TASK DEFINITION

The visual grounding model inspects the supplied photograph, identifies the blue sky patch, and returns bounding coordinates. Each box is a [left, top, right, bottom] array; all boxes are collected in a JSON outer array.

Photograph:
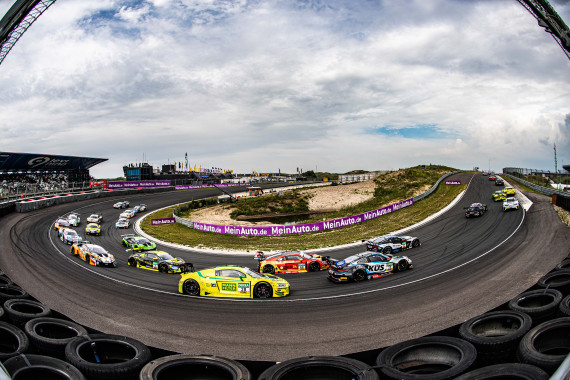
[[368, 125, 456, 139]]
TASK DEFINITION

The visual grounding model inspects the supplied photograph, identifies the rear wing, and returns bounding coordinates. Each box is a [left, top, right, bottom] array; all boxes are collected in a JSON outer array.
[[121, 234, 136, 238], [254, 251, 265, 261], [181, 263, 194, 273]]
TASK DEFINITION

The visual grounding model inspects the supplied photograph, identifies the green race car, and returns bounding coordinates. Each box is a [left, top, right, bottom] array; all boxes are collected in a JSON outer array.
[[121, 234, 157, 251], [128, 250, 187, 273]]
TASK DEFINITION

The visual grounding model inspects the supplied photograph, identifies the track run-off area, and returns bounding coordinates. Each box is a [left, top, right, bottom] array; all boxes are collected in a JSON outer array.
[[1, 172, 569, 361]]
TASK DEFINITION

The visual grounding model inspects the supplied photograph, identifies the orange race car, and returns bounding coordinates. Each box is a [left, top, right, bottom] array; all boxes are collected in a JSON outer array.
[[254, 251, 329, 274], [70, 241, 116, 267]]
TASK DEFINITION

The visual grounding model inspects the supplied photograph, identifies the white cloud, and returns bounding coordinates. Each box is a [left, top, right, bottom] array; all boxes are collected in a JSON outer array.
[[0, 0, 569, 177]]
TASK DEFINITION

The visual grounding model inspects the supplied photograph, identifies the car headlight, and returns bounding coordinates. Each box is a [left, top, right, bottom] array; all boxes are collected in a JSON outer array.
[[277, 283, 288, 288]]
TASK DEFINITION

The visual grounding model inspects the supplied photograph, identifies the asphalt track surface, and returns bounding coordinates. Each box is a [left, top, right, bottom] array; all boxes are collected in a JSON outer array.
[[1, 174, 569, 361]]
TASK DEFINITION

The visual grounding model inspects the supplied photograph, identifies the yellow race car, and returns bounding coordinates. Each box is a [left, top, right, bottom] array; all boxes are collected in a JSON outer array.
[[85, 223, 101, 236], [179, 265, 289, 299], [492, 191, 507, 202], [53, 218, 70, 230], [504, 186, 516, 195]]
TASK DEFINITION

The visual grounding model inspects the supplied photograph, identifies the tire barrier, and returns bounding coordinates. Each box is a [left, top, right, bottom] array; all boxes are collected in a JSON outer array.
[[453, 362, 549, 380], [139, 354, 251, 380], [3, 354, 86, 380], [0, 321, 29, 361], [559, 294, 570, 317], [24, 317, 88, 359], [507, 289, 562, 326], [258, 356, 379, 380], [65, 334, 152, 380], [555, 259, 570, 271], [374, 336, 477, 380], [535, 270, 570, 295], [0, 284, 30, 304], [3, 299, 52, 328], [517, 317, 570, 374], [0, 274, 13, 286], [458, 310, 532, 366]]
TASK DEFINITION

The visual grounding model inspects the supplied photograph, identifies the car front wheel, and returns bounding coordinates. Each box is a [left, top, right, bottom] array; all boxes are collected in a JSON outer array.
[[253, 282, 272, 298]]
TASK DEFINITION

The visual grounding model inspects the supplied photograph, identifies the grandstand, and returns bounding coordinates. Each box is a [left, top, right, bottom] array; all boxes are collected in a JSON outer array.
[[0, 152, 107, 199], [123, 162, 233, 184]]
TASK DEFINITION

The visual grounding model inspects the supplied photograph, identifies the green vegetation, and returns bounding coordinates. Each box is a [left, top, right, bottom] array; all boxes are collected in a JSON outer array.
[[141, 165, 464, 251], [229, 192, 310, 219]]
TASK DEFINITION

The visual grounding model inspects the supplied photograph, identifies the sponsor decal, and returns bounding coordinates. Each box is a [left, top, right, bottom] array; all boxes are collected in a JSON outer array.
[[369, 264, 387, 272], [107, 180, 171, 189], [445, 180, 461, 185], [221, 283, 236, 292], [151, 218, 175, 225], [298, 263, 306, 270], [189, 197, 413, 236], [238, 283, 250, 293]]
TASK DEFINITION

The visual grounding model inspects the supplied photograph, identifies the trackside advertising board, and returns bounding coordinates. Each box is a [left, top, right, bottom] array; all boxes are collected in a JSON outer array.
[[107, 180, 171, 189], [175, 183, 249, 190], [445, 180, 461, 185], [191, 198, 414, 236], [151, 218, 176, 225]]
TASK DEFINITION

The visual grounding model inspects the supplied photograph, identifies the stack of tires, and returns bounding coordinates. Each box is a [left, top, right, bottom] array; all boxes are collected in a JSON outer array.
[[3, 257, 570, 379]]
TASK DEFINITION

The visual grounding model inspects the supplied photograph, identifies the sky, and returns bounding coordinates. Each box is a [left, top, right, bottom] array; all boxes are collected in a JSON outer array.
[[0, 0, 569, 178]]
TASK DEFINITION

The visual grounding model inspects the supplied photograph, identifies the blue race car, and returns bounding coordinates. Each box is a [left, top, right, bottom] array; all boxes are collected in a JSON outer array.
[[327, 251, 413, 283]]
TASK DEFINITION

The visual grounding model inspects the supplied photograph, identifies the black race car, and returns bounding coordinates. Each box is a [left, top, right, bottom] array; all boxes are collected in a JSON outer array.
[[464, 203, 487, 218], [327, 251, 413, 283], [127, 250, 188, 273]]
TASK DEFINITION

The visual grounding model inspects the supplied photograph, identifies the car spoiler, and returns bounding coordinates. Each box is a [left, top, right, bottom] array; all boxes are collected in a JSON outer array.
[[181, 263, 194, 273]]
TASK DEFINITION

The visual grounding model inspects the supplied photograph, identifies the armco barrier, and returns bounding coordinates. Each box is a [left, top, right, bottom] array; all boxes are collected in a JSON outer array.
[[502, 173, 570, 212]]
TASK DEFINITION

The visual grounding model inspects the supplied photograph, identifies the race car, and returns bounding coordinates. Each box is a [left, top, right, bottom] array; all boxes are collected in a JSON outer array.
[[327, 251, 413, 283], [53, 218, 70, 230], [179, 265, 290, 298], [120, 209, 136, 219], [504, 186, 516, 195], [492, 191, 507, 202], [489, 175, 496, 181], [70, 242, 116, 267], [85, 223, 101, 236], [59, 228, 83, 245], [254, 251, 329, 274], [465, 203, 487, 218], [122, 234, 156, 251], [495, 178, 504, 186], [115, 218, 130, 229], [127, 251, 187, 273], [133, 204, 147, 213], [363, 235, 420, 254], [503, 197, 520, 212], [66, 213, 80, 227], [113, 201, 129, 209], [86, 214, 103, 223]]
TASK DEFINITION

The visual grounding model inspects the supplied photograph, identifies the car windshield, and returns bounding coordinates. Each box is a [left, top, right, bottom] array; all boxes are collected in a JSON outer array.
[[68, 215, 77, 220], [266, 251, 299, 260], [300, 252, 313, 259], [137, 238, 150, 244], [344, 254, 366, 264], [90, 246, 107, 254], [88, 224, 97, 228], [157, 252, 174, 260], [242, 267, 263, 278]]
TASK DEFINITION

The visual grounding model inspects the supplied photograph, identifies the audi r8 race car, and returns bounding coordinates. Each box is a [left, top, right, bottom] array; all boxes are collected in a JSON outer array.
[[53, 218, 70, 230], [127, 251, 187, 273], [85, 223, 101, 236], [504, 186, 516, 196], [113, 201, 129, 209], [122, 234, 156, 251], [120, 209, 136, 219], [115, 218, 130, 229], [492, 191, 507, 202], [59, 228, 83, 245], [70, 242, 116, 267], [86, 214, 103, 223], [133, 204, 147, 213], [327, 251, 413, 283], [503, 197, 520, 212], [66, 213, 80, 227], [254, 251, 329, 274], [465, 203, 487, 218], [364, 235, 420, 254], [179, 265, 290, 298]]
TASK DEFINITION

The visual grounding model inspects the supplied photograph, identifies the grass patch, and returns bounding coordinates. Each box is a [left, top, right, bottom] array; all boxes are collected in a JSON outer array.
[[503, 176, 538, 193], [229, 191, 310, 219], [140, 166, 465, 251]]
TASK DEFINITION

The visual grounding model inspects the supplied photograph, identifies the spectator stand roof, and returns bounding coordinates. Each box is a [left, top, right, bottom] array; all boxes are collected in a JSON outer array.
[[0, 152, 107, 173]]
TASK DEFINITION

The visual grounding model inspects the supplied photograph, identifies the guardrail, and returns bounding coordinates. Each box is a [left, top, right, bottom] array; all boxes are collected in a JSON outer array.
[[501, 173, 570, 198]]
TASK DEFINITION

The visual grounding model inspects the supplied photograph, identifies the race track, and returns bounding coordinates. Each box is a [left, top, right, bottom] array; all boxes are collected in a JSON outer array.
[[1, 173, 569, 361]]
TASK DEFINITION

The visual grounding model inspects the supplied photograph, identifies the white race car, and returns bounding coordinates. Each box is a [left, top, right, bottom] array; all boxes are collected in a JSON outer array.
[[113, 201, 130, 209], [66, 213, 80, 227], [116, 218, 130, 229], [86, 214, 103, 223], [503, 197, 520, 212], [59, 228, 83, 245], [120, 209, 136, 219], [364, 235, 421, 254]]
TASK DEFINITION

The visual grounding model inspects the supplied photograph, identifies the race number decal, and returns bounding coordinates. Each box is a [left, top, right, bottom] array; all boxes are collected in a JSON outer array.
[[238, 283, 250, 293], [298, 263, 306, 270]]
